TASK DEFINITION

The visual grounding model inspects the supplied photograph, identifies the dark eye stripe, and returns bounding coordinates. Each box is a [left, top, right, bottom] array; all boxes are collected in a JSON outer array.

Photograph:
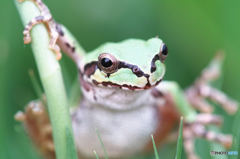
[[84, 61, 98, 78], [83, 60, 150, 78], [118, 61, 149, 78], [150, 54, 161, 73]]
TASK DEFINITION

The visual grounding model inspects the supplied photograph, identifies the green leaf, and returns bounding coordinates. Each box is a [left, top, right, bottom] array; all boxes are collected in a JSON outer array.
[[175, 116, 183, 159]]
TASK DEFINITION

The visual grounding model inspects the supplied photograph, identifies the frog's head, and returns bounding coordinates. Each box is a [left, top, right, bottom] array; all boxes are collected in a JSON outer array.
[[81, 37, 168, 91]]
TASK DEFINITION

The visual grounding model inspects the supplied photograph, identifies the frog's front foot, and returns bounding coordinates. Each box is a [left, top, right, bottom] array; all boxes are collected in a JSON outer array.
[[15, 97, 55, 159], [18, 0, 62, 60]]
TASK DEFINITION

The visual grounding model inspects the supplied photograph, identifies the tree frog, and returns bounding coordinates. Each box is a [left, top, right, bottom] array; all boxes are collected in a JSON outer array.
[[15, 0, 239, 159]]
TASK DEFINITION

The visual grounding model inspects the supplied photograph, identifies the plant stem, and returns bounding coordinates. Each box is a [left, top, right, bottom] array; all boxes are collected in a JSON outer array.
[[15, 1, 77, 158]]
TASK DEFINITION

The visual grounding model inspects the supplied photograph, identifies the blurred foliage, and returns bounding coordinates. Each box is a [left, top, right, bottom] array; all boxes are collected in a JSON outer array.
[[0, 0, 239, 159]]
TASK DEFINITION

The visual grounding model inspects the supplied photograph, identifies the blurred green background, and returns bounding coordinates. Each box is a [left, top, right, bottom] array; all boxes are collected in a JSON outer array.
[[0, 0, 239, 159]]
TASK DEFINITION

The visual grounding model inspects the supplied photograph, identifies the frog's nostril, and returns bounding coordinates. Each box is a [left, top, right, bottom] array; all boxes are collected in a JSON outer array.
[[133, 67, 140, 73], [151, 65, 156, 73]]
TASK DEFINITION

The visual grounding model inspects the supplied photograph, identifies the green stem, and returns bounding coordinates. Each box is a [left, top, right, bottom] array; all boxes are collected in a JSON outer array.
[[15, 1, 77, 159]]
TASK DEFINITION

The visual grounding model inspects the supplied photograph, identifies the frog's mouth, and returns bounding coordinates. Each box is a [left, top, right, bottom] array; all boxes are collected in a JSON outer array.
[[92, 78, 162, 91]]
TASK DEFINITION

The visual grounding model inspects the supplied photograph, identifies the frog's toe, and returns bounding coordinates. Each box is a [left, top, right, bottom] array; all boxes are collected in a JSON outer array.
[[195, 113, 223, 126], [14, 110, 26, 121], [23, 33, 31, 44], [196, 51, 225, 85], [191, 123, 233, 149], [198, 84, 238, 115], [27, 101, 44, 116], [186, 82, 239, 115], [48, 32, 62, 60], [186, 87, 214, 113], [48, 43, 61, 59], [183, 126, 200, 159]]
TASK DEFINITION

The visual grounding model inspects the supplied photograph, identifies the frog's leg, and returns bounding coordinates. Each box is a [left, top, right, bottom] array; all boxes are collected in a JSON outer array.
[[185, 52, 238, 114], [14, 97, 55, 159], [155, 79, 237, 159], [18, 0, 86, 63], [18, 0, 62, 60]]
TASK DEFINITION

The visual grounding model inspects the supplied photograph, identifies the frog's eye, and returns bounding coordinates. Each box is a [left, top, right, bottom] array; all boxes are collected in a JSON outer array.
[[159, 43, 168, 62], [98, 53, 118, 74]]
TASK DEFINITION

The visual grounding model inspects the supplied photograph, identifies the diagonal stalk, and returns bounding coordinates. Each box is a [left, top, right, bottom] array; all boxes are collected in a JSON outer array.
[[15, 1, 77, 158]]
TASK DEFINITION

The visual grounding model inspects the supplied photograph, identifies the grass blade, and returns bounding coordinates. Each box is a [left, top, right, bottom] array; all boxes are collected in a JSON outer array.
[[94, 151, 99, 159], [95, 128, 108, 159], [151, 135, 159, 159], [175, 116, 183, 159]]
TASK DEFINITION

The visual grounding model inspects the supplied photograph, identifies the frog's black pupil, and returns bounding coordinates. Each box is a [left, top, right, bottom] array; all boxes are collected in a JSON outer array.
[[162, 44, 168, 56], [101, 58, 113, 68]]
